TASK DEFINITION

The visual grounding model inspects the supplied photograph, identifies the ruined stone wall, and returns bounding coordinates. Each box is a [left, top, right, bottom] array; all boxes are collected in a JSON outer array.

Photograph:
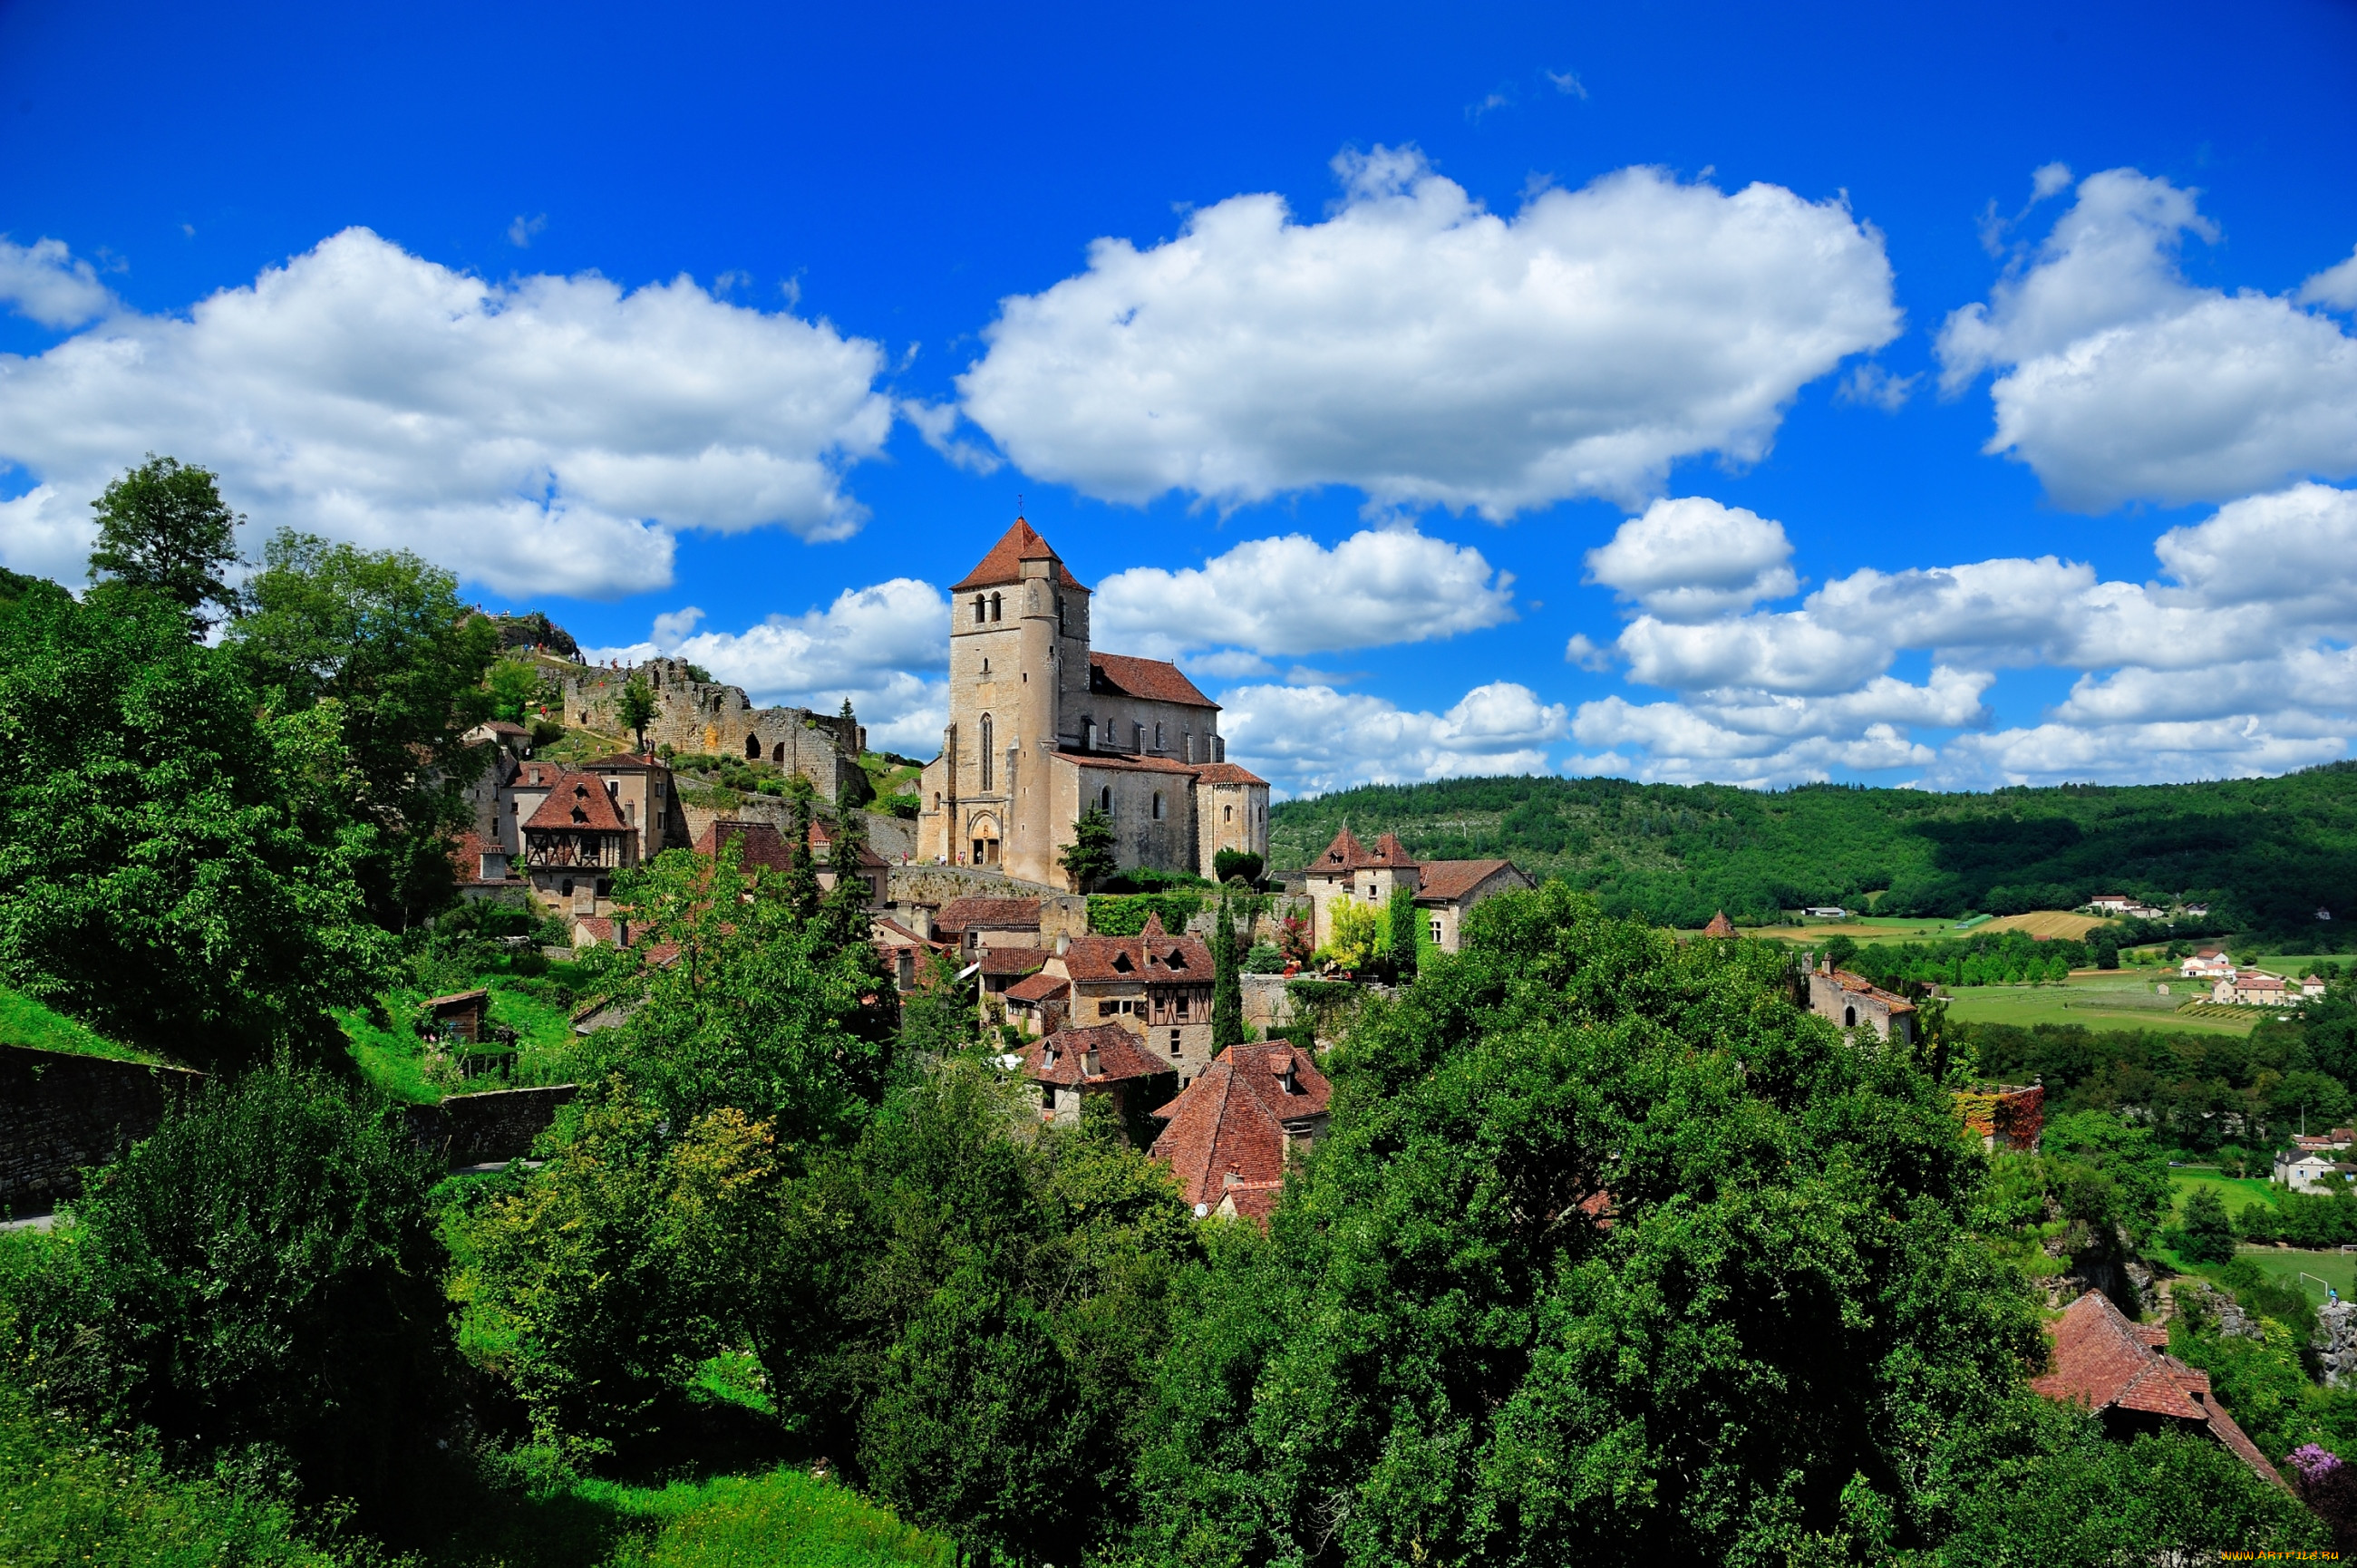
[[0, 1046, 202, 1210], [558, 656, 863, 802], [677, 799, 917, 865], [403, 1084, 577, 1167]]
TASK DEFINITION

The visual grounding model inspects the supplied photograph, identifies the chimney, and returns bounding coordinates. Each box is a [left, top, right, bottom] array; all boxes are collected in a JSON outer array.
[[1055, 930, 1071, 956], [1082, 1047, 1101, 1077], [910, 905, 934, 940]]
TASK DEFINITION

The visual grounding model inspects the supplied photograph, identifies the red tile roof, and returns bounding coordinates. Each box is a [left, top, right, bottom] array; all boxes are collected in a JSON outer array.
[[449, 828, 521, 886], [809, 816, 890, 869], [1149, 1043, 1334, 1220], [1702, 909, 1737, 937], [1309, 825, 1421, 874], [1089, 652, 1217, 710], [1190, 761, 1267, 786], [951, 518, 1089, 593], [1060, 922, 1214, 983], [936, 895, 1042, 935], [2031, 1292, 2286, 1489], [1415, 858, 1526, 904], [871, 917, 948, 950], [1828, 966, 1917, 1015], [1023, 1022, 1170, 1086], [1065, 750, 1205, 775], [523, 771, 633, 834], [1005, 971, 1071, 1004], [978, 946, 1051, 978], [694, 818, 797, 872], [514, 760, 567, 789]]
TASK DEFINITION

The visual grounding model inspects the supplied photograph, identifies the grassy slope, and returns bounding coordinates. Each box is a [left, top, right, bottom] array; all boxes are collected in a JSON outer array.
[[344, 980, 584, 1105], [0, 987, 163, 1065], [1266, 764, 2357, 933], [2168, 1169, 2280, 1221]]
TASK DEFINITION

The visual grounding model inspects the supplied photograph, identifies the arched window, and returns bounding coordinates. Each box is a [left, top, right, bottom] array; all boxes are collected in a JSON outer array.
[[933, 792, 943, 811], [1098, 785, 1113, 812], [772, 741, 784, 764], [1153, 721, 1164, 750], [1843, 1005, 1857, 1029], [979, 713, 994, 789], [1152, 791, 1165, 820], [989, 592, 1003, 623], [1223, 804, 1233, 823], [972, 595, 986, 623], [745, 733, 761, 759]]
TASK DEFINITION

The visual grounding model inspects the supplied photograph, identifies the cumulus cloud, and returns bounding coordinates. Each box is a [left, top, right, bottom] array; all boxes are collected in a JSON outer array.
[[0, 236, 115, 328], [0, 228, 894, 596], [1092, 527, 1515, 662], [1568, 482, 2357, 787], [1938, 169, 2357, 510], [584, 577, 951, 754], [1218, 679, 1569, 798], [1584, 496, 1798, 621], [956, 148, 1897, 517]]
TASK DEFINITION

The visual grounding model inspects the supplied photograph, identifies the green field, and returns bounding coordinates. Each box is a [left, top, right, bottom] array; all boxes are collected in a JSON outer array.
[[2232, 1245, 2357, 1303], [2168, 1168, 2278, 1221], [1942, 971, 2258, 1035]]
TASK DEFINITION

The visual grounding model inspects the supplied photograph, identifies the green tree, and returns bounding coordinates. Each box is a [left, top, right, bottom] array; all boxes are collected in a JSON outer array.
[[1213, 847, 1263, 886], [486, 657, 542, 723], [1323, 899, 1385, 971], [1386, 881, 1419, 980], [8, 1063, 448, 1517], [226, 530, 500, 926], [85, 455, 243, 633], [898, 949, 977, 1055], [2177, 1184, 2237, 1264], [784, 788, 822, 922], [1061, 806, 1119, 894], [616, 675, 659, 751], [1211, 894, 1245, 1051], [0, 582, 391, 1068]]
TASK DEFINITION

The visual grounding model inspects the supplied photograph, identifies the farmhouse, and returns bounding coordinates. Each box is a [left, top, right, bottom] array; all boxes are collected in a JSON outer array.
[[2032, 1291, 2284, 1489], [1299, 827, 1534, 954], [916, 519, 1271, 886]]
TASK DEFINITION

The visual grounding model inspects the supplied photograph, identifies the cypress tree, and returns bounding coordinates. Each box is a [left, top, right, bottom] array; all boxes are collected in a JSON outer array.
[[785, 786, 821, 922], [1388, 883, 1420, 981], [1211, 893, 1245, 1050]]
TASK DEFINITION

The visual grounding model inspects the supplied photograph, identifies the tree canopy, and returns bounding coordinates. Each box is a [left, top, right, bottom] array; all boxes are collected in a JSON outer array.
[[85, 455, 244, 634]]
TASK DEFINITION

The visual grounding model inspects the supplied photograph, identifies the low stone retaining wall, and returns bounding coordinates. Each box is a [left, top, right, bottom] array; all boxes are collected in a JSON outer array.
[[0, 1045, 203, 1210], [405, 1084, 578, 1167]]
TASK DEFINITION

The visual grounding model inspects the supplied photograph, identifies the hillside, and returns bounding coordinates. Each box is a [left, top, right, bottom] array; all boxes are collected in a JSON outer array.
[[1266, 765, 2357, 938]]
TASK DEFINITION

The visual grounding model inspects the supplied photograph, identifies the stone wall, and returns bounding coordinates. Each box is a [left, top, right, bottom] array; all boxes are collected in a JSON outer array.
[[405, 1084, 577, 1167], [678, 799, 917, 865], [556, 656, 863, 802], [0, 1046, 202, 1210]]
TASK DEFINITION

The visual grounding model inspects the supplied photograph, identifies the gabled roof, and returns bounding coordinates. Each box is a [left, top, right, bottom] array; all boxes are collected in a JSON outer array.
[[1149, 1043, 1334, 1219], [871, 917, 948, 950], [809, 816, 890, 869], [1415, 859, 1527, 905], [1310, 826, 1420, 874], [1190, 761, 1267, 786], [936, 895, 1042, 935], [952, 518, 1089, 593], [694, 818, 797, 872], [1024, 1022, 1170, 1087], [1005, 970, 1071, 1005], [1827, 966, 1917, 1015], [1060, 918, 1214, 984], [523, 771, 633, 834], [978, 946, 1051, 979], [512, 760, 567, 790], [1089, 652, 1217, 710], [1314, 827, 1370, 870], [2030, 1291, 2285, 1489]]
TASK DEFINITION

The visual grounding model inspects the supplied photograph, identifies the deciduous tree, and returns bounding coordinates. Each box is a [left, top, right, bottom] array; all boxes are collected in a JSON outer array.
[[85, 455, 243, 633], [1061, 806, 1119, 893]]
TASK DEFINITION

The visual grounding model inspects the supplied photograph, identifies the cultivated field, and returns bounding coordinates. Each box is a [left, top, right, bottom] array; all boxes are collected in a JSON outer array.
[[1980, 911, 2110, 940], [1941, 971, 2258, 1035]]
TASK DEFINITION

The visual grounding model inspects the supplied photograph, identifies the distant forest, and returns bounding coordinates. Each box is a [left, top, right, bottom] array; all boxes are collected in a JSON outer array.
[[1266, 765, 2357, 940]]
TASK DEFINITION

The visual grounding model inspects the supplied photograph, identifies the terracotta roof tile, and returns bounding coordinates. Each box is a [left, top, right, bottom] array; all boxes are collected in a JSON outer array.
[[1189, 761, 1267, 786], [1065, 750, 1203, 775], [1089, 652, 1217, 710], [1023, 1022, 1172, 1086], [935, 896, 1042, 935], [523, 770, 633, 834], [1148, 1043, 1332, 1222], [2030, 1292, 2287, 1490], [952, 518, 1088, 593], [1702, 910, 1737, 937], [694, 818, 797, 872], [1828, 967, 1917, 1014], [978, 946, 1051, 978], [1005, 971, 1071, 1004], [1415, 859, 1525, 904], [1310, 826, 1419, 873], [1059, 927, 1214, 983]]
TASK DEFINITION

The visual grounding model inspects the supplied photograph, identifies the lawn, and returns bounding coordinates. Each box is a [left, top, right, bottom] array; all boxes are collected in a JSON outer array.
[[0, 987, 165, 1066], [344, 978, 586, 1105], [2232, 1244, 2357, 1303], [2168, 1168, 2278, 1221], [1942, 971, 2257, 1036]]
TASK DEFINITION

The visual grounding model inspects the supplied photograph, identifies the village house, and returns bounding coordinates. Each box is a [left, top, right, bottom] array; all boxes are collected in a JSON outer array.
[[1954, 1083, 2044, 1152], [1298, 827, 1534, 954], [2276, 1147, 2354, 1194], [1003, 968, 1072, 1037], [977, 945, 1053, 1021], [1148, 1042, 1334, 1223], [2214, 969, 2291, 1007], [916, 519, 1272, 886], [2179, 948, 2235, 981], [688, 817, 888, 906], [1025, 915, 1219, 1083], [1022, 1022, 1177, 1140], [871, 912, 951, 992], [2032, 1291, 2284, 1489], [1805, 953, 1917, 1045], [936, 895, 1044, 957]]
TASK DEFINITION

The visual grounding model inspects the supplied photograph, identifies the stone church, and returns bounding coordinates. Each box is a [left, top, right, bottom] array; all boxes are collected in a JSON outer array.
[[917, 519, 1270, 887]]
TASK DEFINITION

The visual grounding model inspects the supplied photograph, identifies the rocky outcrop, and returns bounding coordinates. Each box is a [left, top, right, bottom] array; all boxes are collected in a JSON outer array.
[[2317, 1299, 2357, 1387]]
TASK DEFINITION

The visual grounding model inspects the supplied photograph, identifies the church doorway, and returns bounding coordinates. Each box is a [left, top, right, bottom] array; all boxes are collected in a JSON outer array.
[[970, 814, 1001, 866]]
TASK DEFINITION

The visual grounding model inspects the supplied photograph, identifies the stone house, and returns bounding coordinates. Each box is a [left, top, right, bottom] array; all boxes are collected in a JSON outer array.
[[1148, 1042, 1333, 1224], [2031, 1291, 2284, 1489], [690, 817, 888, 907], [871, 916, 951, 992], [916, 519, 1271, 886], [2275, 1147, 2353, 1193], [1805, 955, 1917, 1045], [2214, 969, 2290, 1006], [1299, 827, 1534, 954], [977, 945, 1053, 1021], [520, 769, 642, 913], [936, 895, 1044, 958], [1003, 969, 1072, 1037], [1022, 1022, 1177, 1141], [1031, 915, 1219, 1085]]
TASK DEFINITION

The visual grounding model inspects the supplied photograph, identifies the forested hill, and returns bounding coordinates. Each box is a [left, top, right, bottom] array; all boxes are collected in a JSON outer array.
[[1266, 765, 2357, 937]]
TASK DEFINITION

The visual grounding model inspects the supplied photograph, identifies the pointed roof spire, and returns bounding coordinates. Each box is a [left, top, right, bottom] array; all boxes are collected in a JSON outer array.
[[1702, 910, 1736, 938], [952, 518, 1090, 593], [1318, 826, 1370, 868], [1140, 912, 1168, 938]]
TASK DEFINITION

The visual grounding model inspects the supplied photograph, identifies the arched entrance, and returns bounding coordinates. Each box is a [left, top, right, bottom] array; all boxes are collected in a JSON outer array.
[[969, 813, 1001, 867]]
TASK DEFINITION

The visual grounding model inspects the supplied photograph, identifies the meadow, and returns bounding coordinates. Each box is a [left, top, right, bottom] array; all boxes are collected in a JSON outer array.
[[1943, 970, 2259, 1036], [2169, 1168, 2280, 1222]]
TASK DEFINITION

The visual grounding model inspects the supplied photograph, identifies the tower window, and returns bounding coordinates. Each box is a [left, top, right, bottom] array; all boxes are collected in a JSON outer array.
[[1223, 805, 1232, 823], [979, 713, 994, 790], [1099, 785, 1113, 812], [1152, 791, 1165, 820], [990, 592, 1003, 623], [972, 595, 986, 623], [1153, 721, 1164, 750]]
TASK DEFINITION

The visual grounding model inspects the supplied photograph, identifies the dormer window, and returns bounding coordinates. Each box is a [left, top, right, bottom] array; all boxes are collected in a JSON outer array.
[[1112, 952, 1133, 973]]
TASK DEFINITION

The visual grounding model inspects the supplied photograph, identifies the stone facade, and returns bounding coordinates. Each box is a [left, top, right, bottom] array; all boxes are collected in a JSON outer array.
[[917, 520, 1270, 888], [1300, 828, 1533, 954], [557, 655, 865, 803], [1805, 957, 1918, 1045]]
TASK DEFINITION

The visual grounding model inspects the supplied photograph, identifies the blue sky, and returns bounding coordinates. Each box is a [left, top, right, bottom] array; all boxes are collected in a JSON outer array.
[[4, 0, 2356, 794]]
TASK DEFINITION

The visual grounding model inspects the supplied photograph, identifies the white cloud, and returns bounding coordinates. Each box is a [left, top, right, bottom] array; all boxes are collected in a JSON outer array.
[[1938, 169, 2357, 510], [0, 236, 115, 328], [1219, 680, 1568, 798], [584, 576, 951, 754], [1836, 363, 1916, 412], [1568, 481, 2357, 788], [1583, 496, 1798, 621], [2300, 245, 2357, 311], [957, 149, 1897, 517], [508, 214, 548, 248], [0, 228, 894, 596], [1092, 526, 1515, 661]]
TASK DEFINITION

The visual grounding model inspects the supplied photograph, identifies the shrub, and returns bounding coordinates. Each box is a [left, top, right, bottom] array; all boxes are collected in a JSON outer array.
[[1211, 848, 1263, 886], [1242, 941, 1286, 974], [6, 1061, 448, 1515]]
